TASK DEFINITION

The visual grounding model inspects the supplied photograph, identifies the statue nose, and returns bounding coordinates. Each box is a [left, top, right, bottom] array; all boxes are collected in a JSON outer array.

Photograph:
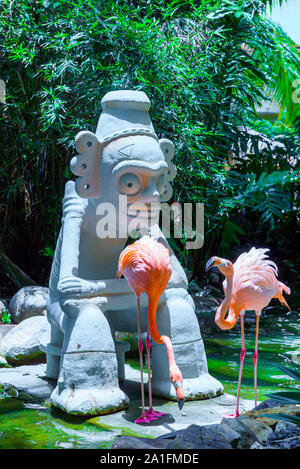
[[141, 181, 161, 200]]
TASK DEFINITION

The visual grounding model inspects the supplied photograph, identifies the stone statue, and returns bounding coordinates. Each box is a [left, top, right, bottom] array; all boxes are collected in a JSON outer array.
[[46, 90, 222, 416]]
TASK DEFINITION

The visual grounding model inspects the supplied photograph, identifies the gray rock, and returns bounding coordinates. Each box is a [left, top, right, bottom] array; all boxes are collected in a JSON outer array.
[[267, 434, 300, 449], [112, 436, 169, 450], [266, 420, 300, 449], [0, 300, 8, 316], [252, 398, 280, 411], [0, 363, 54, 402], [0, 316, 50, 365], [238, 415, 273, 444], [275, 420, 297, 434], [250, 441, 265, 449], [0, 324, 16, 348], [9, 286, 48, 324], [165, 424, 235, 449], [222, 415, 273, 448], [221, 417, 259, 449], [112, 423, 240, 450]]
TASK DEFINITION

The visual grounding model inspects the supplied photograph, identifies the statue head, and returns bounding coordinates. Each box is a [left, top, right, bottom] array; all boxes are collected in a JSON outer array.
[[70, 90, 176, 236]]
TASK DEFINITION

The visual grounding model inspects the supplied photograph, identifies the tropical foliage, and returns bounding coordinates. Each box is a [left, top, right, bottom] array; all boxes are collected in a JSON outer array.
[[0, 308, 11, 324], [0, 0, 299, 293]]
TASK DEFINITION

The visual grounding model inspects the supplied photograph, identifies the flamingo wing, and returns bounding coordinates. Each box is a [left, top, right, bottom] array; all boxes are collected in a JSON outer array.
[[233, 248, 278, 291], [117, 236, 172, 296], [231, 247, 290, 311]]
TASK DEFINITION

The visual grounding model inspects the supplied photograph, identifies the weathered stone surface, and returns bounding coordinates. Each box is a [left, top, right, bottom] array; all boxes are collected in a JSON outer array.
[[9, 286, 48, 324], [0, 316, 50, 365], [94, 382, 255, 440], [213, 393, 237, 406], [0, 364, 54, 402]]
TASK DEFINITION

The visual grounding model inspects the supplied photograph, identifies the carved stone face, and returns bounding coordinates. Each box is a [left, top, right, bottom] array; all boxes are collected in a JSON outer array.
[[70, 90, 177, 237], [97, 135, 169, 234]]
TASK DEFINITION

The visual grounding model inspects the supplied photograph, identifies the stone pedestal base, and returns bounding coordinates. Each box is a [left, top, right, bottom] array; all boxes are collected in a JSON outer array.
[[115, 340, 131, 382], [152, 373, 224, 401], [50, 385, 129, 416]]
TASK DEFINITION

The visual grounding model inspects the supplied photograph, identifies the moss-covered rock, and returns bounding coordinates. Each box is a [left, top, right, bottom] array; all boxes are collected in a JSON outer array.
[[0, 356, 9, 368], [245, 404, 300, 428], [0, 316, 50, 365]]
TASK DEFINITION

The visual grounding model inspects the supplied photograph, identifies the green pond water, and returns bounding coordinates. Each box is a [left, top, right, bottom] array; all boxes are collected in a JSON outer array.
[[0, 303, 299, 449], [204, 307, 300, 401]]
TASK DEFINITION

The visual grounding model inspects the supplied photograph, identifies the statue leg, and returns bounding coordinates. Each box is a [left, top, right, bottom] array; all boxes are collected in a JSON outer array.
[[46, 299, 64, 380], [49, 301, 129, 416], [151, 288, 223, 401]]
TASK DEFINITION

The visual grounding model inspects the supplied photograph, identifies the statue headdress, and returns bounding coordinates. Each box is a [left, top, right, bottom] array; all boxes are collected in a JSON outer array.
[[70, 90, 176, 200]]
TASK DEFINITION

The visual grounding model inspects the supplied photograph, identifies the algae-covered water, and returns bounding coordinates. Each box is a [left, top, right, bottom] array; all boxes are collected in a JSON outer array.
[[0, 399, 146, 449], [0, 400, 114, 449], [203, 307, 300, 401], [0, 303, 299, 449]]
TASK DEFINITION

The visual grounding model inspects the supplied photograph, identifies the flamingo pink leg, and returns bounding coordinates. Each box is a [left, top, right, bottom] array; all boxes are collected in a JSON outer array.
[[144, 331, 167, 421], [135, 296, 150, 424], [224, 313, 245, 419], [253, 313, 260, 407]]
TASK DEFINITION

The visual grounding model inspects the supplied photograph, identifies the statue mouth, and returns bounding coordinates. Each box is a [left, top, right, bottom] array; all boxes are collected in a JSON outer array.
[[127, 204, 160, 220]]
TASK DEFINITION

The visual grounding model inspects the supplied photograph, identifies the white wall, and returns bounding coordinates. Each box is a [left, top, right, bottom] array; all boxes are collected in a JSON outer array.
[[267, 0, 300, 44]]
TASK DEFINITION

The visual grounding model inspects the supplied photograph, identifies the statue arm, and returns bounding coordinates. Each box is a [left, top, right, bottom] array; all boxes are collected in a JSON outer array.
[[57, 181, 132, 300], [57, 181, 90, 298], [59, 181, 84, 281]]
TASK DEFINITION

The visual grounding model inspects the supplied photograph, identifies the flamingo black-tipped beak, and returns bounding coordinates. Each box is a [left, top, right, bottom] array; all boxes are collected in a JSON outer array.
[[205, 257, 216, 272], [178, 398, 184, 411], [174, 382, 184, 411]]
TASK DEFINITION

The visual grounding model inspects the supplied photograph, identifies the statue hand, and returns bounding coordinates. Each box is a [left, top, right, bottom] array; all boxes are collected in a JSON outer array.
[[58, 276, 104, 297], [58, 276, 133, 301]]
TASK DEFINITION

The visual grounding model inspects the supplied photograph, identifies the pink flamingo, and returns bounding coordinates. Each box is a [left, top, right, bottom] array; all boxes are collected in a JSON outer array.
[[206, 248, 291, 418], [117, 236, 184, 424]]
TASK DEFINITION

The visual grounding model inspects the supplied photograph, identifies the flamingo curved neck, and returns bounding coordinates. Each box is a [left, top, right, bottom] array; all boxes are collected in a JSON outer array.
[[215, 275, 239, 330], [147, 295, 165, 344], [147, 295, 176, 369]]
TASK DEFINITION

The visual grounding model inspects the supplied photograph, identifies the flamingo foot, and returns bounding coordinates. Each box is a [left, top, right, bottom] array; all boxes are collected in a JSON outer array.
[[145, 407, 167, 420], [222, 410, 240, 419], [134, 412, 151, 424]]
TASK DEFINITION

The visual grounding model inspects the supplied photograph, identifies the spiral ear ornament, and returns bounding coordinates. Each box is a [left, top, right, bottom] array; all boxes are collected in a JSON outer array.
[[70, 131, 102, 198], [159, 138, 177, 202]]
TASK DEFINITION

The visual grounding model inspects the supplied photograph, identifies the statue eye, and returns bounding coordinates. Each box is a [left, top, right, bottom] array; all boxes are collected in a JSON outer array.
[[118, 173, 142, 195]]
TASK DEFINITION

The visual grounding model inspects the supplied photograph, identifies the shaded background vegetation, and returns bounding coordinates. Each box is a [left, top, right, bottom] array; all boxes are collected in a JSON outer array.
[[0, 0, 299, 300]]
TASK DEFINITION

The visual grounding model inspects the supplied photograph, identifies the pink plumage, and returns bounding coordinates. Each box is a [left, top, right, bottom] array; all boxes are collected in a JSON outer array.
[[117, 236, 172, 297], [223, 247, 290, 314], [206, 247, 291, 418]]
